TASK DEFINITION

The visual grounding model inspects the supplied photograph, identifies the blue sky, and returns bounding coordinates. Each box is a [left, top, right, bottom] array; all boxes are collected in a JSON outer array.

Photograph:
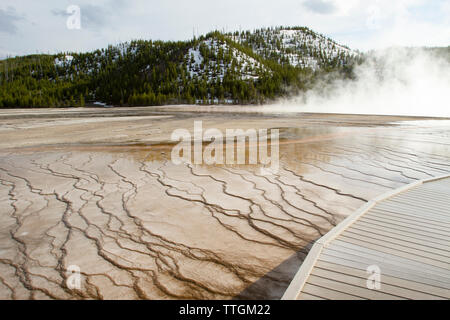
[[0, 0, 449, 58]]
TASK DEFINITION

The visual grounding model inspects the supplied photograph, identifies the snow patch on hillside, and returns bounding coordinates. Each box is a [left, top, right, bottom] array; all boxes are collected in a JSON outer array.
[[229, 27, 358, 70], [54, 55, 73, 67], [185, 39, 269, 82]]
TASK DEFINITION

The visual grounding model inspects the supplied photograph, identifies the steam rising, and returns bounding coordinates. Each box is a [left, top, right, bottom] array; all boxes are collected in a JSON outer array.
[[274, 47, 450, 117]]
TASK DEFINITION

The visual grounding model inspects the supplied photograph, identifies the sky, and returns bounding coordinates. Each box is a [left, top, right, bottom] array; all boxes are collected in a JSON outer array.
[[0, 0, 449, 58]]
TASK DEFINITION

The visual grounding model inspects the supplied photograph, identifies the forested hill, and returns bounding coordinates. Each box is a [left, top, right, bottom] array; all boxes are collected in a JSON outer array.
[[0, 26, 361, 108]]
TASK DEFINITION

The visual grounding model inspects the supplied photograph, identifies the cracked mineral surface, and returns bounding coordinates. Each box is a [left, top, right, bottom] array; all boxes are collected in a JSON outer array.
[[0, 107, 449, 300]]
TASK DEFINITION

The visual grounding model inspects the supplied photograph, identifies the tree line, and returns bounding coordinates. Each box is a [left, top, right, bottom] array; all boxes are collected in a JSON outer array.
[[0, 28, 360, 108]]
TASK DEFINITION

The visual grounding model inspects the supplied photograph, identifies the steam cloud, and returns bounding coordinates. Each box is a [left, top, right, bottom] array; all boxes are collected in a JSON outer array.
[[273, 47, 450, 117]]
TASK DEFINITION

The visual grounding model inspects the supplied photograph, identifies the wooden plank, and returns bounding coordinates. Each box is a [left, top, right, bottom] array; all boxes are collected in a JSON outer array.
[[301, 283, 364, 300], [322, 250, 450, 290], [408, 184, 448, 196], [353, 220, 450, 248], [361, 215, 450, 239], [395, 191, 450, 204], [365, 211, 450, 233], [394, 189, 450, 203], [341, 230, 450, 262], [307, 275, 404, 300], [395, 192, 450, 204], [412, 181, 450, 190], [319, 253, 450, 292], [297, 292, 326, 300], [401, 195, 450, 206], [381, 196, 450, 211], [344, 227, 450, 258], [357, 216, 450, 243], [370, 207, 450, 226], [420, 185, 450, 193], [376, 201, 450, 218], [329, 241, 450, 278], [371, 208, 450, 226], [322, 248, 450, 284], [337, 236, 450, 269], [397, 192, 449, 209], [315, 260, 450, 299], [359, 215, 450, 240], [349, 223, 450, 252], [312, 266, 444, 300], [426, 184, 450, 190], [370, 207, 450, 227], [360, 214, 450, 237], [387, 198, 450, 212], [375, 201, 450, 218], [411, 188, 450, 199], [373, 206, 450, 223]]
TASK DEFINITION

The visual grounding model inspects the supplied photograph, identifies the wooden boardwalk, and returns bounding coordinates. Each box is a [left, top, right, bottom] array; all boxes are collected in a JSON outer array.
[[282, 175, 450, 300]]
